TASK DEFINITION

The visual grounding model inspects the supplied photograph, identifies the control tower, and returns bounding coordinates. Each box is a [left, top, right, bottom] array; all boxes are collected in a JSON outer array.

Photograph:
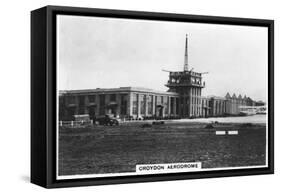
[[165, 35, 205, 118]]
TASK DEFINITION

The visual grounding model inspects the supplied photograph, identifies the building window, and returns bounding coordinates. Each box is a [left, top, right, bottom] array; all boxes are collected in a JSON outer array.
[[164, 96, 168, 114], [99, 95, 105, 115], [147, 95, 153, 115], [191, 77, 195, 83], [67, 96, 76, 104], [170, 97, 174, 114], [132, 93, 138, 115], [67, 107, 76, 120], [156, 96, 162, 105], [186, 97, 189, 105], [88, 106, 96, 119], [78, 96, 85, 114], [88, 95, 96, 103], [175, 98, 179, 115], [140, 95, 146, 115], [154, 96, 157, 113], [121, 94, 127, 115], [110, 94, 116, 102], [133, 101, 137, 115]]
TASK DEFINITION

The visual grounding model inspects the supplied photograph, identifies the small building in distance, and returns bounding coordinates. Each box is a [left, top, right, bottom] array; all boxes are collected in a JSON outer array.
[[59, 35, 260, 121]]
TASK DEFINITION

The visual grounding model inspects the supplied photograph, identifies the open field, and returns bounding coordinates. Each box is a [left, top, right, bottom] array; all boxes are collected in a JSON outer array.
[[58, 121, 266, 176]]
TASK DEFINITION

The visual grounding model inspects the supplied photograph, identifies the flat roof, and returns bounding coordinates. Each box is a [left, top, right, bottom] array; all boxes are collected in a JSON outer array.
[[59, 87, 179, 96]]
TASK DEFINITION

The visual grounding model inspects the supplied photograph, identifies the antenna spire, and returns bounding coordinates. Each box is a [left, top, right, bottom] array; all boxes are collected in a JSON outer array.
[[184, 34, 189, 71]]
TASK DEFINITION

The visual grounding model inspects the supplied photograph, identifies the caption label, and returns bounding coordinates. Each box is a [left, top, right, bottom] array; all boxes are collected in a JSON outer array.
[[136, 162, 201, 174]]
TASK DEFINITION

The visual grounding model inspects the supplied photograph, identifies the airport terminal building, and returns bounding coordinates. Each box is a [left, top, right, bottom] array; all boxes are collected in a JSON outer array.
[[59, 87, 179, 120], [59, 35, 258, 121]]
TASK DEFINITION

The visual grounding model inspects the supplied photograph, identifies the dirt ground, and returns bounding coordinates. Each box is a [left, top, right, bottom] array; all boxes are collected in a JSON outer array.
[[58, 122, 266, 176]]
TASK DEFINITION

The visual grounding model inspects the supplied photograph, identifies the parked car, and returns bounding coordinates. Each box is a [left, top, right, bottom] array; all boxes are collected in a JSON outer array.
[[96, 114, 120, 126]]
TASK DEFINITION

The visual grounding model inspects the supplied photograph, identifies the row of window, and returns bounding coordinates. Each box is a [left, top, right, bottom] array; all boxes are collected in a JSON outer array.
[[212, 101, 226, 115], [132, 94, 152, 115], [132, 94, 178, 115], [66, 94, 122, 104], [63, 93, 180, 116], [169, 74, 202, 85]]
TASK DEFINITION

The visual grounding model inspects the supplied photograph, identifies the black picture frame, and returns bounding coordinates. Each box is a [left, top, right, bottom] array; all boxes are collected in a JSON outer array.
[[31, 5, 274, 188]]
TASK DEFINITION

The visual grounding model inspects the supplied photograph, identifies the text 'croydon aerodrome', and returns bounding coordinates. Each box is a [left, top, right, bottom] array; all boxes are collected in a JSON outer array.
[[136, 162, 202, 174]]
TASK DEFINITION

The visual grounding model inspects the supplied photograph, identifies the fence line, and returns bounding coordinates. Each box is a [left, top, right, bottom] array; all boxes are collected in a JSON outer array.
[[59, 120, 93, 127]]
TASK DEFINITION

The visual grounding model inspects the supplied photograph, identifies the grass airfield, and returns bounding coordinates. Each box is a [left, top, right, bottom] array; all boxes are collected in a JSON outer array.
[[58, 121, 266, 176]]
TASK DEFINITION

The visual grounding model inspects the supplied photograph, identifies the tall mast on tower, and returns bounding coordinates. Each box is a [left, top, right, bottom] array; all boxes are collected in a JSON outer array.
[[184, 34, 188, 72]]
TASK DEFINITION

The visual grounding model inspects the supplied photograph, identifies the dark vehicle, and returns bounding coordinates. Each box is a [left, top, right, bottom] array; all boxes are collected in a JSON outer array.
[[96, 114, 120, 126]]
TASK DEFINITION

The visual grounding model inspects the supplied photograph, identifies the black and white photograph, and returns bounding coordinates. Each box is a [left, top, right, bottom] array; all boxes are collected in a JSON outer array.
[[57, 14, 269, 179]]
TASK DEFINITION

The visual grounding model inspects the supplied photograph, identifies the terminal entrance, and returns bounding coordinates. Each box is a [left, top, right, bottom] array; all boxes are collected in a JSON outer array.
[[156, 105, 164, 117]]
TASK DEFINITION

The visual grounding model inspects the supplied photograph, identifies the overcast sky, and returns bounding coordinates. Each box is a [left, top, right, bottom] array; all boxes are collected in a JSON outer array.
[[57, 15, 268, 102]]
